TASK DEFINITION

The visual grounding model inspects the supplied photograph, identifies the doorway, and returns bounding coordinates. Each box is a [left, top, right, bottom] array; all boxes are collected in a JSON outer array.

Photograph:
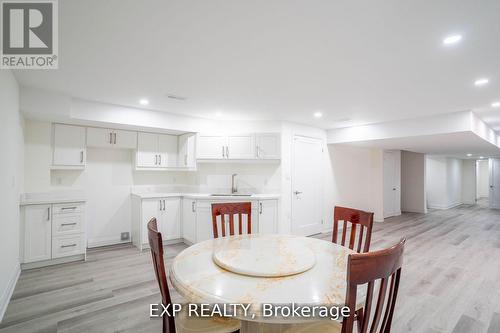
[[383, 150, 401, 218], [489, 159, 500, 209], [476, 159, 489, 207], [291, 135, 323, 236]]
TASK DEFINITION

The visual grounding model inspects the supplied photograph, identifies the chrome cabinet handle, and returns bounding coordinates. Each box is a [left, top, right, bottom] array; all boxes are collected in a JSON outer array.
[[259, 202, 263, 214], [61, 206, 77, 210], [61, 244, 77, 248], [256, 145, 259, 158], [192, 201, 196, 212], [113, 132, 117, 144], [61, 222, 77, 226], [184, 154, 188, 166], [294, 190, 303, 195], [226, 146, 229, 158], [47, 207, 50, 221], [222, 146, 225, 158], [159, 155, 162, 165], [155, 155, 158, 165], [163, 200, 166, 210], [80, 151, 84, 163], [159, 200, 163, 211]]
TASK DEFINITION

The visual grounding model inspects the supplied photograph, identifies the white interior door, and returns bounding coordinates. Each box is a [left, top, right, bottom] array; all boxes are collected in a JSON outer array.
[[383, 151, 401, 218], [489, 159, 500, 209], [291, 136, 323, 236]]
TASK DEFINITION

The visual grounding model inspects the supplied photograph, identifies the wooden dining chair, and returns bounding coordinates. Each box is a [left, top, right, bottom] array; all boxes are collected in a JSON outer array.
[[333, 206, 374, 253], [284, 238, 406, 333], [211, 202, 252, 238], [147, 218, 241, 333]]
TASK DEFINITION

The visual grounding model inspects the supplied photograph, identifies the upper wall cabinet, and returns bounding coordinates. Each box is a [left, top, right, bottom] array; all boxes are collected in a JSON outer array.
[[197, 133, 280, 161], [52, 124, 86, 169], [178, 133, 196, 169], [87, 127, 137, 149], [136, 132, 178, 169]]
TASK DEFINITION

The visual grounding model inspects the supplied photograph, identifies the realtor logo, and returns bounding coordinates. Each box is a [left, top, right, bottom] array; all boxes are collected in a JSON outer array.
[[1, 0, 58, 69]]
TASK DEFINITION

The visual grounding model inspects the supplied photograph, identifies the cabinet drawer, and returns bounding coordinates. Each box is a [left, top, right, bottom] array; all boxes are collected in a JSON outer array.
[[52, 203, 84, 215], [52, 214, 84, 235], [52, 235, 85, 258]]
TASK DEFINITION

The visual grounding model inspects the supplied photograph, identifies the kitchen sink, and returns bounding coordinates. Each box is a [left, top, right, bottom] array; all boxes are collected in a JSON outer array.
[[210, 194, 253, 197]]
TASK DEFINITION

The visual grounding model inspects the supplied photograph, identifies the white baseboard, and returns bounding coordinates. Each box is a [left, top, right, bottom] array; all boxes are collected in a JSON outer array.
[[0, 263, 20, 322], [87, 236, 130, 248], [427, 202, 462, 210]]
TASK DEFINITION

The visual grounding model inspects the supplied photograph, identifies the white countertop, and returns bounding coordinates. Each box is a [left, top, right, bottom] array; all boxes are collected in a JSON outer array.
[[20, 191, 86, 206], [131, 192, 280, 200]]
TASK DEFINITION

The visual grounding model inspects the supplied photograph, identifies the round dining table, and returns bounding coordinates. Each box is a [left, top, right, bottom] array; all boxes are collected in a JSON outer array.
[[169, 234, 360, 332]]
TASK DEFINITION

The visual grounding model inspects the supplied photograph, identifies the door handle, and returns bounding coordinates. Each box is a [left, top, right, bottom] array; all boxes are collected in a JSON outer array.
[[259, 202, 263, 214], [392, 188, 396, 191], [294, 191, 303, 195]]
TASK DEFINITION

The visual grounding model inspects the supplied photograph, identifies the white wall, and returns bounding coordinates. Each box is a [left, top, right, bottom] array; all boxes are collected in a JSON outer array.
[[24, 120, 281, 247], [476, 160, 489, 198], [328, 145, 384, 222], [401, 151, 427, 213], [426, 156, 474, 209], [0, 71, 24, 320], [461, 160, 476, 205]]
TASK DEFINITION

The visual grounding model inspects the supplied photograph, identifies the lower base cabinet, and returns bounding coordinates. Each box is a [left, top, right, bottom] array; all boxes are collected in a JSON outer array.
[[21, 202, 86, 268], [182, 199, 279, 244]]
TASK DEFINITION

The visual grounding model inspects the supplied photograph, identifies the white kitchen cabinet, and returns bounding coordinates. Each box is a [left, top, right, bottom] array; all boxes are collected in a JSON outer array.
[[21, 201, 86, 268], [178, 133, 197, 169], [87, 127, 137, 149], [195, 205, 214, 243], [52, 124, 86, 167], [158, 134, 178, 167], [136, 132, 178, 168], [197, 135, 226, 159], [133, 196, 182, 250], [256, 133, 281, 159], [182, 199, 196, 244], [258, 200, 278, 234], [23, 205, 52, 263], [227, 135, 255, 159]]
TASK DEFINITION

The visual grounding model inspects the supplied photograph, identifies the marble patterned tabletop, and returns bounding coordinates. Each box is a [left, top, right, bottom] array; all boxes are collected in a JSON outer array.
[[170, 234, 361, 324]]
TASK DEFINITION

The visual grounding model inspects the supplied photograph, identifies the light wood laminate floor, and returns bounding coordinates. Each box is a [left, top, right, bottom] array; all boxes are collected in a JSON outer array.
[[1, 199, 500, 333]]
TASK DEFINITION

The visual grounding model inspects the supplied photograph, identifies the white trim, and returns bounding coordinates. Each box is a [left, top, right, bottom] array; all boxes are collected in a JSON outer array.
[[87, 236, 131, 248], [427, 202, 462, 210], [0, 263, 20, 322]]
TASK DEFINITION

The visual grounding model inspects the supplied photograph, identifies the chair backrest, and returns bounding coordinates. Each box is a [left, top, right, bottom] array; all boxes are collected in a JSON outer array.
[[147, 218, 175, 333], [333, 206, 374, 253], [211, 202, 252, 238], [342, 238, 406, 333]]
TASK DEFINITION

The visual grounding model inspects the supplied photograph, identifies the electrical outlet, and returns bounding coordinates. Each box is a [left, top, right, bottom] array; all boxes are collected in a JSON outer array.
[[121, 232, 130, 241]]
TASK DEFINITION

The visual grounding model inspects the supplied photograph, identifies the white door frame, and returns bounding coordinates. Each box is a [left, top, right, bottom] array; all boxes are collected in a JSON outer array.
[[291, 135, 324, 236]]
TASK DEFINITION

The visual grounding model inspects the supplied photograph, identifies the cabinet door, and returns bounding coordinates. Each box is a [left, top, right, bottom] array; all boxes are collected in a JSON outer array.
[[141, 199, 161, 245], [113, 130, 137, 149], [227, 135, 255, 159], [182, 199, 196, 243], [178, 134, 197, 168], [87, 127, 113, 148], [256, 134, 281, 159], [258, 200, 278, 234], [195, 206, 213, 242], [53, 124, 86, 166], [197, 135, 226, 159], [158, 134, 178, 168], [23, 205, 52, 263], [162, 198, 181, 240], [137, 132, 159, 168]]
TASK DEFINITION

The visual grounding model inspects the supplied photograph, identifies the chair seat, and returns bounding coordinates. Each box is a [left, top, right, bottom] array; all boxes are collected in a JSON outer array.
[[282, 320, 342, 333], [175, 308, 241, 333]]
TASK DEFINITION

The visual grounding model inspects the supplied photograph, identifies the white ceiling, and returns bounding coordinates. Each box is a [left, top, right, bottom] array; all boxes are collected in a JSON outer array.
[[343, 131, 500, 159], [13, 0, 500, 129]]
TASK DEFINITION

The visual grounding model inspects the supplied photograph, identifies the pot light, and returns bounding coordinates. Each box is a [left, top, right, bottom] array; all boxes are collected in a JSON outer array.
[[492, 102, 500, 108], [474, 78, 489, 86], [467, 153, 472, 157], [443, 34, 462, 45], [139, 99, 149, 105], [313, 112, 323, 118], [480, 156, 485, 159], [215, 111, 222, 117]]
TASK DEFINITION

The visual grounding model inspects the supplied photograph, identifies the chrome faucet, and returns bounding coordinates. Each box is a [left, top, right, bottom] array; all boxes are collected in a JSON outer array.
[[231, 173, 238, 194]]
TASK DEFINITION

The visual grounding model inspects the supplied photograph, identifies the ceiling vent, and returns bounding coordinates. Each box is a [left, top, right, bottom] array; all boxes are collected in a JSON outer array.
[[166, 94, 187, 101]]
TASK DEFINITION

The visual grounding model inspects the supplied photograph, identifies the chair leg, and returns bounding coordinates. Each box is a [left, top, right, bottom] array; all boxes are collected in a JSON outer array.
[[355, 308, 364, 332]]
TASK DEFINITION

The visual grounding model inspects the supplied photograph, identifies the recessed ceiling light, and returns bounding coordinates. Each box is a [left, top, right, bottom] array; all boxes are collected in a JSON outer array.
[[215, 111, 222, 117], [314, 112, 323, 118], [474, 78, 489, 86], [139, 99, 149, 105], [480, 156, 485, 159], [443, 34, 462, 45], [492, 102, 500, 108], [467, 153, 472, 157]]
